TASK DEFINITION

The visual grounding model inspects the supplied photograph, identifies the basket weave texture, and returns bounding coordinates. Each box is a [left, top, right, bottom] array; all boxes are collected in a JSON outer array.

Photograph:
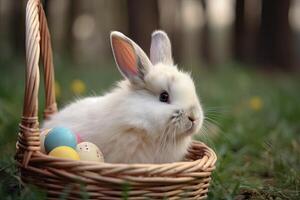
[[15, 0, 217, 199]]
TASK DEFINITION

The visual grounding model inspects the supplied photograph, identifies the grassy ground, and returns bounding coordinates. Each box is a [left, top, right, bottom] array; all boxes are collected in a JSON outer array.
[[0, 60, 299, 199]]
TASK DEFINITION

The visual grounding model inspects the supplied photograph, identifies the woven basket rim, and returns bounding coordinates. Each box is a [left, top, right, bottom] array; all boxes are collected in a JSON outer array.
[[25, 140, 216, 168]]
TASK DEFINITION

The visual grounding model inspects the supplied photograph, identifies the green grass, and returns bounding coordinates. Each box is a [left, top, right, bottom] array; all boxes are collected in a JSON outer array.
[[0, 59, 299, 199]]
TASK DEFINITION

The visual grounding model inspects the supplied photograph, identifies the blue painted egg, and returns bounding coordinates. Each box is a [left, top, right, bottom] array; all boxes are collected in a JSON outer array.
[[44, 127, 77, 153]]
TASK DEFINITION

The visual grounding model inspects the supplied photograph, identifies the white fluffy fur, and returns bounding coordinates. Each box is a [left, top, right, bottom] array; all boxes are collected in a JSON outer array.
[[43, 31, 204, 164]]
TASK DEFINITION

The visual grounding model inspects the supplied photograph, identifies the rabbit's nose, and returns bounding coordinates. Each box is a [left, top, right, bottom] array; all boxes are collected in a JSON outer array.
[[187, 105, 201, 122], [188, 116, 195, 122]]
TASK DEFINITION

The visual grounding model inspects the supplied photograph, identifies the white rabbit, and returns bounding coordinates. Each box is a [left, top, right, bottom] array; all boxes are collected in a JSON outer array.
[[43, 30, 204, 164]]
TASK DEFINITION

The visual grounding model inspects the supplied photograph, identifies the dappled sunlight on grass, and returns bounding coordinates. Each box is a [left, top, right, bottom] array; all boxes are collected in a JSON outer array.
[[70, 79, 87, 95]]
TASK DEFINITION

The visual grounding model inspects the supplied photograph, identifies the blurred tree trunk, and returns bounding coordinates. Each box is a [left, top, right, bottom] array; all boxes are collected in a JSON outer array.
[[233, 0, 245, 62], [167, 0, 183, 64], [65, 0, 80, 58], [127, 0, 160, 54], [156, 0, 183, 63], [12, 1, 25, 56], [257, 0, 294, 69], [200, 0, 212, 65], [42, 0, 49, 17]]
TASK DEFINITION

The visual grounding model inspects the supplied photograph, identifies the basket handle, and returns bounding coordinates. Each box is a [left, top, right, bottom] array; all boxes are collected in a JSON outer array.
[[16, 0, 57, 167]]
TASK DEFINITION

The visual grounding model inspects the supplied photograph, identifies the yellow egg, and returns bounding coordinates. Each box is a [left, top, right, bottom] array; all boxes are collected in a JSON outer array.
[[49, 146, 80, 160], [76, 142, 104, 162], [40, 128, 51, 153]]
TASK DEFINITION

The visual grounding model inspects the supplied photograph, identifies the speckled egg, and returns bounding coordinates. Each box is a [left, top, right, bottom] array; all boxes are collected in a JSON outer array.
[[76, 142, 104, 162], [49, 146, 80, 160], [40, 128, 51, 153], [44, 127, 77, 153]]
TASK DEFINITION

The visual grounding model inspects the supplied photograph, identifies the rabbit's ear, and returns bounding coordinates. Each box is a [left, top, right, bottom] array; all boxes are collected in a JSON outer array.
[[110, 31, 152, 85], [150, 30, 173, 65]]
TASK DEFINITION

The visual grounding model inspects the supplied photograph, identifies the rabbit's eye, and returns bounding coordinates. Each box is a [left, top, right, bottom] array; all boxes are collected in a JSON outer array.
[[159, 91, 169, 103]]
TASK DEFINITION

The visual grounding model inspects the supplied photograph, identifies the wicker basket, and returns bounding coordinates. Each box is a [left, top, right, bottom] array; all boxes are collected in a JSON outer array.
[[15, 0, 217, 199]]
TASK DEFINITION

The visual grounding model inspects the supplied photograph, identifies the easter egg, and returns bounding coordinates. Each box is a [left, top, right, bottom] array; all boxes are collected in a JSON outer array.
[[76, 142, 104, 162], [40, 128, 51, 153], [49, 146, 80, 160], [75, 133, 83, 143], [44, 127, 77, 153]]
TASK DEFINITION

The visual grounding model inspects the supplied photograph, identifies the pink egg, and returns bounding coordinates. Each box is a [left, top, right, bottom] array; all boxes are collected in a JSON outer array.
[[75, 133, 83, 143]]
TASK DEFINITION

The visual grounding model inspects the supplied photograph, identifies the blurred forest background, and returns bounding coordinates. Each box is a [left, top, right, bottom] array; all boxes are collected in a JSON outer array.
[[0, 0, 300, 199], [1, 0, 300, 69]]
